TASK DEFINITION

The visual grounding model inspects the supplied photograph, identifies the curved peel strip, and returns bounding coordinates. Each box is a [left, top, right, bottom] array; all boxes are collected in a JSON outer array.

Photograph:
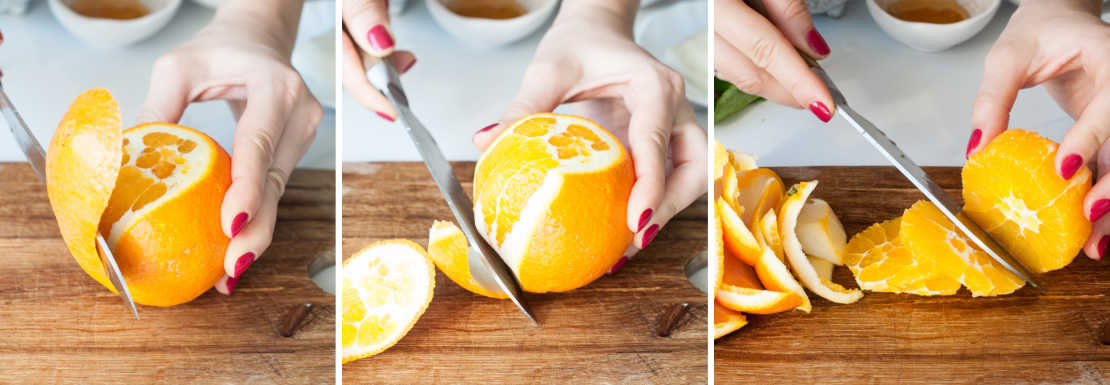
[[427, 220, 508, 299], [713, 301, 748, 339], [718, 196, 761, 266], [753, 245, 810, 312], [717, 285, 803, 315], [796, 199, 847, 265], [736, 168, 785, 227], [780, 181, 863, 304]]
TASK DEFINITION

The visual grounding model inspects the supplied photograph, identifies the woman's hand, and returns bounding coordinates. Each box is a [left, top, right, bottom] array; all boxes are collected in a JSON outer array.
[[341, 0, 416, 121], [965, 0, 1110, 260], [714, 0, 835, 121], [472, 0, 707, 272], [137, 0, 323, 294]]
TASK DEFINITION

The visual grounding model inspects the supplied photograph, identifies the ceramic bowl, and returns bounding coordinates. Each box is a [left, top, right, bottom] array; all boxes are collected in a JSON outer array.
[[867, 0, 1000, 52], [426, 0, 559, 48], [50, 0, 182, 48]]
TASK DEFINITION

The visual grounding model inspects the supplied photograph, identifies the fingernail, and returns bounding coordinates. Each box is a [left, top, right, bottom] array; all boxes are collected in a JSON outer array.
[[1061, 154, 1083, 180], [225, 276, 238, 295], [367, 25, 394, 51], [637, 209, 653, 232], [809, 101, 832, 123], [476, 123, 497, 135], [641, 224, 660, 249], [376, 111, 395, 122], [231, 212, 248, 237], [402, 57, 417, 73], [606, 256, 629, 275], [1091, 200, 1110, 222], [234, 252, 255, 278], [0, 30, 5, 45], [806, 29, 830, 56], [966, 129, 982, 159], [1099, 235, 1109, 260]]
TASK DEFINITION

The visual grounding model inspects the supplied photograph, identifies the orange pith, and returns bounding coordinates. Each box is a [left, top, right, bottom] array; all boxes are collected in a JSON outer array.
[[426, 220, 508, 299], [779, 182, 863, 304], [473, 113, 634, 293], [47, 89, 230, 307], [736, 168, 784, 226], [844, 218, 960, 296], [963, 129, 1091, 273], [900, 201, 1024, 297]]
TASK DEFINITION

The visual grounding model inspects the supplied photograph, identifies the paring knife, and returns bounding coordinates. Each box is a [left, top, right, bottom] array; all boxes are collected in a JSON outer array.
[[742, 0, 1043, 290], [366, 58, 538, 324], [0, 83, 141, 318]]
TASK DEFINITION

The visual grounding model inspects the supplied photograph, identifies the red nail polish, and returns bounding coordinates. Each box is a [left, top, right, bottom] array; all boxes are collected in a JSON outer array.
[[806, 29, 830, 56], [225, 276, 238, 294], [1061, 154, 1083, 180], [376, 112, 395, 122], [966, 129, 982, 159], [231, 212, 248, 237], [234, 252, 255, 278], [0, 30, 5, 45], [402, 58, 417, 73], [476, 123, 497, 134], [641, 224, 660, 249], [1099, 235, 1109, 260], [808, 101, 832, 123], [367, 25, 394, 51], [637, 209, 653, 232], [606, 256, 629, 275], [1091, 200, 1110, 222]]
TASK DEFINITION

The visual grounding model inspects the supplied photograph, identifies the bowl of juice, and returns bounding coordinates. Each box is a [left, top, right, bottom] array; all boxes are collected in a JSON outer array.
[[867, 0, 1000, 52], [49, 0, 182, 48]]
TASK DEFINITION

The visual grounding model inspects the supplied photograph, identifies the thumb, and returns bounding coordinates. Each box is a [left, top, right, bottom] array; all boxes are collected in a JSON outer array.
[[473, 63, 573, 151]]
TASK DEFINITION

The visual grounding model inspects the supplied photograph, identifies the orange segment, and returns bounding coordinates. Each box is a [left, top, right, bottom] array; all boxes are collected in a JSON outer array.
[[473, 113, 634, 293], [342, 240, 436, 363], [963, 129, 1091, 273], [713, 301, 748, 339], [844, 218, 960, 296], [900, 201, 1025, 297], [718, 197, 762, 266], [427, 221, 508, 299], [780, 182, 863, 304]]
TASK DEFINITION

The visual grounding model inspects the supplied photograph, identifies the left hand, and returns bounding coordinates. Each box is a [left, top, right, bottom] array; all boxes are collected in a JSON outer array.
[[137, 1, 323, 293], [472, 0, 708, 272]]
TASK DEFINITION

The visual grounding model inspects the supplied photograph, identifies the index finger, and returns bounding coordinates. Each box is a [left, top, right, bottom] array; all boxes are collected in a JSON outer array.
[[342, 0, 394, 56]]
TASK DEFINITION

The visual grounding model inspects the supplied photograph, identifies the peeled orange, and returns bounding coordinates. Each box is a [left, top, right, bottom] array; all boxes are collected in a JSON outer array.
[[342, 240, 435, 363], [472, 113, 634, 293], [844, 218, 960, 296], [47, 89, 230, 307], [963, 129, 1091, 273]]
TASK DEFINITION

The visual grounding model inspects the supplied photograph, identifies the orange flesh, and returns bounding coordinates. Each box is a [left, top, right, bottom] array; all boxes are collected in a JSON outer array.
[[99, 132, 197, 237]]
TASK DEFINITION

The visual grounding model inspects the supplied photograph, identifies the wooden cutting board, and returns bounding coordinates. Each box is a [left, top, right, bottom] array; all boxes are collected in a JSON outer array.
[[715, 166, 1110, 384], [0, 164, 335, 384], [342, 162, 707, 384]]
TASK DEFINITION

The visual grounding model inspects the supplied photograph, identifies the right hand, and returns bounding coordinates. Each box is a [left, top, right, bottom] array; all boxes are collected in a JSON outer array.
[[714, 0, 835, 122], [341, 0, 417, 121]]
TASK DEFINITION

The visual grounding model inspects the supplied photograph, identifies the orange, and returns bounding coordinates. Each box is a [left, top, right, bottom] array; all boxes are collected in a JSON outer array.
[[900, 201, 1025, 297], [47, 89, 230, 307], [713, 301, 748, 339], [780, 182, 863, 304], [963, 129, 1091, 273], [426, 221, 508, 299], [342, 240, 435, 363], [473, 113, 634, 293], [844, 218, 960, 296]]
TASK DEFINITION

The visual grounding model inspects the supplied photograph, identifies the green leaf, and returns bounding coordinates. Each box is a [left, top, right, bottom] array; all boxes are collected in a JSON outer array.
[[713, 77, 762, 123]]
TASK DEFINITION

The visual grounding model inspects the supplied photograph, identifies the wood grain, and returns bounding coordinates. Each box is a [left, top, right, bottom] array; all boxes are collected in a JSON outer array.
[[0, 164, 335, 384], [342, 162, 707, 385], [715, 166, 1110, 385]]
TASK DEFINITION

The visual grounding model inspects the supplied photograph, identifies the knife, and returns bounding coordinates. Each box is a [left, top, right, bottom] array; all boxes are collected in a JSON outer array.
[[741, 0, 1043, 290], [366, 58, 538, 324], [0, 83, 142, 318]]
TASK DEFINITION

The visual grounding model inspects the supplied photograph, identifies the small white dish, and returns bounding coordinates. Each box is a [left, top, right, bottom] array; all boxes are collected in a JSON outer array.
[[866, 0, 1000, 52], [635, 0, 709, 107], [49, 0, 183, 48], [426, 0, 559, 48]]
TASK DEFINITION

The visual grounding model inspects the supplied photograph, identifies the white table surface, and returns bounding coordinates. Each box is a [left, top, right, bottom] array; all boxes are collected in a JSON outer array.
[[0, 0, 336, 169], [342, 0, 710, 162], [717, 1, 1108, 167]]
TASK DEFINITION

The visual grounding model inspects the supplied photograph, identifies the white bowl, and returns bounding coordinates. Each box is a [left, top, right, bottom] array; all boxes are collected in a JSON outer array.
[[867, 0, 1000, 52], [426, 0, 559, 48], [49, 0, 182, 48]]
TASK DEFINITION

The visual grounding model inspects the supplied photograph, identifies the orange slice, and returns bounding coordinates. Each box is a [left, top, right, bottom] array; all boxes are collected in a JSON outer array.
[[795, 199, 847, 265], [713, 301, 748, 339], [47, 89, 230, 307], [900, 201, 1025, 296], [427, 221, 508, 299], [342, 240, 435, 363], [473, 113, 634, 293], [718, 196, 762, 266], [963, 129, 1091, 273], [736, 168, 785, 227], [780, 182, 863, 304], [844, 218, 960, 296]]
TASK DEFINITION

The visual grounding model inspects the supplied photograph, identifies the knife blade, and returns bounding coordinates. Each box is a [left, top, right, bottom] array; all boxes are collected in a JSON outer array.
[[366, 58, 538, 324], [0, 84, 141, 318]]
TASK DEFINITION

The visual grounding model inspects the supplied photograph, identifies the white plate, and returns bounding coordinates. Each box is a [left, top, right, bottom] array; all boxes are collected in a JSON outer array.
[[635, 0, 709, 107]]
